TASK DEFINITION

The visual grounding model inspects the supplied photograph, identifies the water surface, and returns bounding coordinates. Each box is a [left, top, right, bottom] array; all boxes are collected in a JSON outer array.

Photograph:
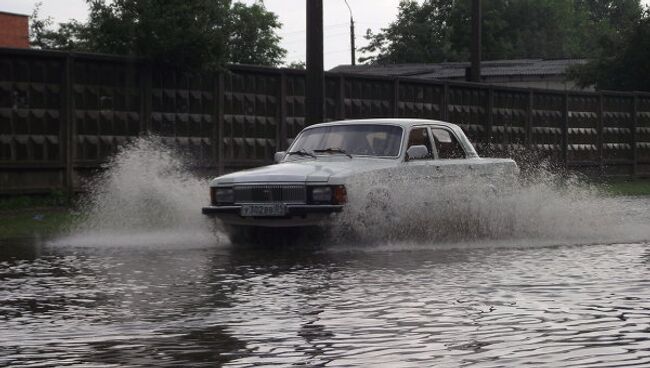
[[1, 235, 650, 367], [3, 138, 649, 367]]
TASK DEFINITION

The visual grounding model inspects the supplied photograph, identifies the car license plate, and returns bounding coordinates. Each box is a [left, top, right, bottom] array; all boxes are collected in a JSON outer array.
[[241, 204, 287, 217]]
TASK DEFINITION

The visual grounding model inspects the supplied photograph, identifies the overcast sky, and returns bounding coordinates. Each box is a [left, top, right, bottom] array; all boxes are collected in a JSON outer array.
[[1, 0, 649, 69]]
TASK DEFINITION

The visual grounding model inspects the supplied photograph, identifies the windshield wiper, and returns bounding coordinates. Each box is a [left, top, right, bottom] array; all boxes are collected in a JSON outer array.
[[313, 147, 353, 158], [286, 149, 317, 159]]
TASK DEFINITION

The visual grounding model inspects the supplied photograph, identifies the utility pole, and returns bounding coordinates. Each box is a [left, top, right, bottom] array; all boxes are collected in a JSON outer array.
[[306, 0, 325, 125], [344, 0, 356, 65], [470, 0, 481, 82]]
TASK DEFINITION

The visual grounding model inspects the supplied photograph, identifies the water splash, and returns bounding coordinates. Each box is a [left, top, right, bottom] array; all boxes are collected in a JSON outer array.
[[54, 136, 648, 248], [332, 164, 649, 246], [58, 136, 221, 247]]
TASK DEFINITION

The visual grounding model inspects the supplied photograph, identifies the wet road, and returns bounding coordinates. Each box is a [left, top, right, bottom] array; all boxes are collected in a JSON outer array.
[[1, 236, 650, 367], [5, 135, 649, 367]]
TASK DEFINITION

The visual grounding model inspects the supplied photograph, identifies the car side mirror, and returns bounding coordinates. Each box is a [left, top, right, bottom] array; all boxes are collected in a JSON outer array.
[[406, 145, 429, 160], [274, 151, 286, 163]]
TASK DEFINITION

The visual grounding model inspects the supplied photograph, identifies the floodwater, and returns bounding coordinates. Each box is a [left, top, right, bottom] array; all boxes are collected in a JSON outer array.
[[2, 231, 650, 367], [1, 138, 650, 367]]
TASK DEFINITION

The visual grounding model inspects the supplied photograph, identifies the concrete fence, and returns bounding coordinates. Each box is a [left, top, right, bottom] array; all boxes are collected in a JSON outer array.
[[1, 48, 649, 195]]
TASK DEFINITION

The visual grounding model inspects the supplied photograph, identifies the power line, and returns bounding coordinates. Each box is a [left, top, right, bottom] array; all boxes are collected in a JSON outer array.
[[281, 31, 355, 45], [324, 49, 354, 55], [279, 22, 387, 39], [279, 23, 350, 36], [283, 30, 352, 41]]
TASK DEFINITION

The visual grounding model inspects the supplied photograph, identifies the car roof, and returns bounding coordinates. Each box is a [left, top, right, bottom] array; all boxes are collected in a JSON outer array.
[[305, 118, 460, 130]]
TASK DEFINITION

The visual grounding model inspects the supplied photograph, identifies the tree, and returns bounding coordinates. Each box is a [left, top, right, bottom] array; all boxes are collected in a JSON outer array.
[[577, 0, 643, 53], [286, 61, 306, 70], [360, 0, 643, 64], [30, 0, 286, 69], [579, 0, 642, 25], [30, 3, 52, 49], [447, 0, 589, 61], [360, 0, 458, 64], [570, 13, 650, 91], [30, 2, 88, 50], [225, 2, 286, 66]]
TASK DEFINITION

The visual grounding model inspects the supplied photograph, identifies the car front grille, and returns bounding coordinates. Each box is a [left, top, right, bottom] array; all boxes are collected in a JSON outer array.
[[233, 185, 307, 204]]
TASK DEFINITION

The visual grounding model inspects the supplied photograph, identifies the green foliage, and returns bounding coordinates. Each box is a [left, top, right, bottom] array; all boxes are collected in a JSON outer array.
[[286, 61, 306, 70], [29, 3, 51, 49], [570, 9, 650, 91], [600, 178, 650, 196], [30, 0, 286, 69], [360, 0, 458, 64], [226, 2, 286, 66], [0, 210, 77, 239], [360, 0, 643, 64], [0, 192, 68, 211], [0, 193, 76, 238], [30, 2, 87, 50]]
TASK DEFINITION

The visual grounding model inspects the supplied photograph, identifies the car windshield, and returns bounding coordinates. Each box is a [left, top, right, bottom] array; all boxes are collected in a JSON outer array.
[[289, 124, 403, 158]]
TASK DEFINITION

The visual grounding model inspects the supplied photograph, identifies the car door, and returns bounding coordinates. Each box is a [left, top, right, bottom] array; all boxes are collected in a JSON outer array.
[[428, 125, 484, 181], [400, 125, 441, 183]]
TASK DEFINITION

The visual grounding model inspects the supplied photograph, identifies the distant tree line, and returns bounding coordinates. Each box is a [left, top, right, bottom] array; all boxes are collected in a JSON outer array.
[[29, 0, 650, 91], [30, 0, 286, 70], [569, 8, 650, 91], [361, 0, 649, 91]]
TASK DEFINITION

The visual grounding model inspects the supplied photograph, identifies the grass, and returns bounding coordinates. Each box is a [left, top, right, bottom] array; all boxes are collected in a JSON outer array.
[[0, 192, 69, 211], [0, 193, 79, 239], [0, 209, 78, 239], [0, 179, 648, 239], [595, 178, 650, 196]]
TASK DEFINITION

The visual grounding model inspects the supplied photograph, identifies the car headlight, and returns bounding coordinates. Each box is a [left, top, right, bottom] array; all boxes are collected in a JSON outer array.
[[310, 185, 347, 204], [311, 186, 332, 203], [215, 187, 234, 205]]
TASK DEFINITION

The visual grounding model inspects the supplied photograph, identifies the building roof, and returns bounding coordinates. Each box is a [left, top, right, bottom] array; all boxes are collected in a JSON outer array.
[[330, 59, 588, 80], [0, 11, 29, 18]]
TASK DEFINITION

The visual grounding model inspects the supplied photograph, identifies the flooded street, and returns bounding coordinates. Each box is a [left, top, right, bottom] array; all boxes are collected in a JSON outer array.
[[2, 226, 650, 367], [2, 140, 650, 367]]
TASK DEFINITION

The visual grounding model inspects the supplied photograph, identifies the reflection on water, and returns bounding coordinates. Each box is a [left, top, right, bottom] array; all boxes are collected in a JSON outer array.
[[2, 237, 650, 367]]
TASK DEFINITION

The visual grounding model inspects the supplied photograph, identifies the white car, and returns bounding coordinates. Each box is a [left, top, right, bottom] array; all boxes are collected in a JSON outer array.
[[202, 119, 518, 240]]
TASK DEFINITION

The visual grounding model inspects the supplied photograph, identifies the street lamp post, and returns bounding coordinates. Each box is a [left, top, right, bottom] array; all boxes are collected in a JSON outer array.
[[306, 0, 324, 125], [470, 0, 481, 82], [343, 0, 356, 65]]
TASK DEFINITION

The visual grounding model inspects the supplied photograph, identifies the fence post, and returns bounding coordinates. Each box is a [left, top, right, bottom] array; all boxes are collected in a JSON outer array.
[[633, 94, 638, 177], [392, 78, 400, 118], [62, 54, 74, 200], [211, 73, 219, 169], [598, 93, 604, 176], [486, 87, 494, 154], [217, 72, 225, 175], [278, 72, 288, 151], [441, 82, 449, 121], [562, 92, 569, 166], [337, 75, 346, 120], [141, 62, 152, 133], [526, 90, 533, 149]]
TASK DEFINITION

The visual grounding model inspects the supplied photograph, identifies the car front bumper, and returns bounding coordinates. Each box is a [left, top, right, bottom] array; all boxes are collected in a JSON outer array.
[[201, 204, 344, 228]]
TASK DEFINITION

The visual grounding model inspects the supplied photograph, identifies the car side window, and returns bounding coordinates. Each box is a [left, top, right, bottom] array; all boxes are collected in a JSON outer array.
[[406, 127, 433, 159], [430, 128, 466, 159]]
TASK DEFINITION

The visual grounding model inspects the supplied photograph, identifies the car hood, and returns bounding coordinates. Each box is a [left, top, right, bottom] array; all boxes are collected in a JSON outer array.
[[211, 158, 397, 186]]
